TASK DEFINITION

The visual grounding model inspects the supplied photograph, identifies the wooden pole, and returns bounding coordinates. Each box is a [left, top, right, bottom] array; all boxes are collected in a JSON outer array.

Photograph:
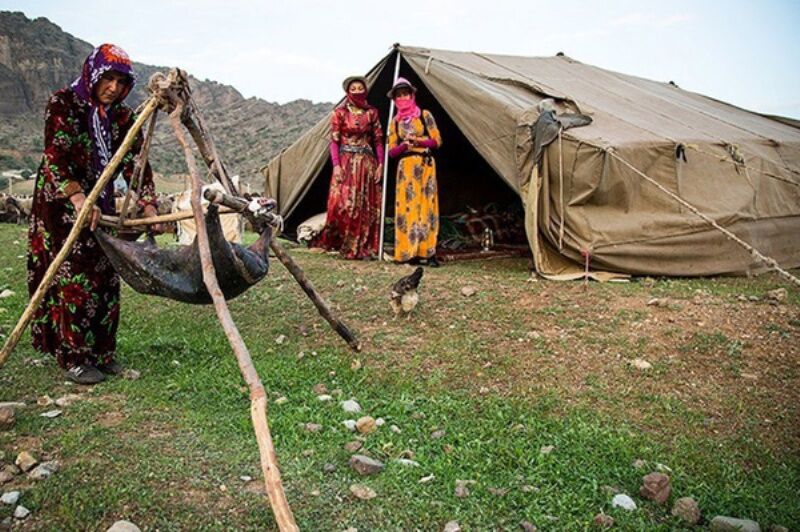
[[119, 112, 158, 226], [0, 97, 159, 368], [170, 109, 298, 532], [378, 47, 402, 262], [184, 106, 362, 352], [99, 207, 236, 229]]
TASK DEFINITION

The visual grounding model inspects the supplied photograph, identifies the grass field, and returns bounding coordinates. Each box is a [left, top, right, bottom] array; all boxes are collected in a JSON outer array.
[[0, 224, 798, 530]]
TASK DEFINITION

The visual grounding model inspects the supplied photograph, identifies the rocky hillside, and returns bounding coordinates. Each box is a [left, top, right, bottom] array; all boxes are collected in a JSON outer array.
[[0, 11, 331, 189]]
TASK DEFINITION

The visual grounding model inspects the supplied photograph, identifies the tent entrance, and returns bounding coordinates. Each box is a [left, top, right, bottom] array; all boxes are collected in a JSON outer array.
[[288, 55, 529, 259]]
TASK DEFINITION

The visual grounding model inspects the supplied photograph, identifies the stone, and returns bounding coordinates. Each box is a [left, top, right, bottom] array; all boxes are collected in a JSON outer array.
[[106, 521, 142, 532], [390, 425, 401, 434], [317, 394, 333, 402], [0, 290, 14, 298], [342, 419, 357, 431], [344, 441, 363, 453], [709, 516, 761, 532], [349, 455, 384, 476], [341, 399, 362, 413], [539, 445, 555, 455], [122, 369, 141, 380], [323, 463, 337, 474], [488, 487, 508, 496], [55, 394, 82, 407], [630, 358, 652, 370], [350, 359, 362, 370], [671, 497, 701, 525], [302, 423, 323, 433], [349, 484, 376, 500], [419, 474, 435, 483], [274, 396, 288, 405], [765, 288, 787, 303], [375, 418, 385, 427], [312, 383, 328, 395], [460, 286, 477, 297], [443, 521, 461, 532], [37, 396, 54, 406], [13, 505, 30, 519], [639, 472, 671, 504], [592, 513, 614, 528], [395, 458, 420, 467], [275, 334, 287, 345], [40, 409, 62, 418], [0, 403, 25, 411], [767, 526, 788, 532], [519, 521, 537, 532], [611, 493, 637, 511], [356, 416, 376, 434], [239, 476, 253, 482], [1, 491, 20, 505], [15, 452, 37, 472], [632, 458, 646, 469], [0, 407, 14, 430], [0, 471, 13, 485], [28, 461, 60, 480], [430, 429, 446, 440], [454, 480, 472, 498]]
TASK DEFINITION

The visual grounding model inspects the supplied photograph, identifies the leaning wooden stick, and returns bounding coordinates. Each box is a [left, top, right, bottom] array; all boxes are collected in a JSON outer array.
[[170, 107, 298, 532], [0, 97, 160, 368], [118, 111, 158, 226], [205, 189, 362, 351], [98, 207, 236, 229], [184, 102, 362, 351]]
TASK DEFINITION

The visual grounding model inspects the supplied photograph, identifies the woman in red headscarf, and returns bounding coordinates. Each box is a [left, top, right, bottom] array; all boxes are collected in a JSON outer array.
[[27, 44, 159, 384], [311, 76, 384, 259]]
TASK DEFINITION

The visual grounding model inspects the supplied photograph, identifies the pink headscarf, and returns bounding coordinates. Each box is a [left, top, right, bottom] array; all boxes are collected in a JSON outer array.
[[391, 77, 421, 122]]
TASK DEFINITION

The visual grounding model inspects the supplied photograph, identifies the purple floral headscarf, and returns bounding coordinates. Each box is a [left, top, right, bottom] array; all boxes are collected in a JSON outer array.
[[71, 44, 136, 213]]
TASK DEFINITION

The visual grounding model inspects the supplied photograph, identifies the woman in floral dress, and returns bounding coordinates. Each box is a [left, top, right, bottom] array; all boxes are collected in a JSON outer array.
[[27, 44, 158, 384], [311, 76, 384, 259], [387, 78, 443, 266]]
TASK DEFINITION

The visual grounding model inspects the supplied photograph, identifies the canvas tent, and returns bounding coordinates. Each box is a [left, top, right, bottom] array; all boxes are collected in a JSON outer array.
[[262, 45, 800, 278]]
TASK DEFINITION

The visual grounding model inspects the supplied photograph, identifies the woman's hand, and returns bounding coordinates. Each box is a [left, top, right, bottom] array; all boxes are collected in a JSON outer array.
[[333, 165, 343, 181], [375, 164, 384, 183], [405, 133, 418, 146], [143, 204, 165, 235], [69, 193, 101, 231]]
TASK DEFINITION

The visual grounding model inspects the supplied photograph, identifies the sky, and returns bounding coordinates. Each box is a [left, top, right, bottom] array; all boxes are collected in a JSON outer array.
[[3, 0, 800, 117]]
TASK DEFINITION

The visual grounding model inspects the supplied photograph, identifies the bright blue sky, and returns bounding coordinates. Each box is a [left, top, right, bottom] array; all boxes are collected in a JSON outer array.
[[3, 0, 799, 117]]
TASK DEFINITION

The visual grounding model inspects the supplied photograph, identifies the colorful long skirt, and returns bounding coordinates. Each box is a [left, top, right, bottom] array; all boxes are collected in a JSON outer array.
[[27, 196, 121, 369], [394, 154, 439, 262], [312, 151, 381, 259]]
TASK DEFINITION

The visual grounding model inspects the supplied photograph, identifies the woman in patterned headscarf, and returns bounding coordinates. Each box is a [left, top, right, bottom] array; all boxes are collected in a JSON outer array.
[[311, 75, 384, 259], [27, 43, 159, 384], [387, 78, 442, 267]]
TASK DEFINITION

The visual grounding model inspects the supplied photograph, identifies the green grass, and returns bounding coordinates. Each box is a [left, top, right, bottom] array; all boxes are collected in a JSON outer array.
[[0, 225, 798, 530]]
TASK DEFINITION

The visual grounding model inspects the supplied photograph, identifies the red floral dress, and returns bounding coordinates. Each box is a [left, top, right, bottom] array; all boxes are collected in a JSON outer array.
[[312, 103, 384, 259], [27, 88, 156, 369]]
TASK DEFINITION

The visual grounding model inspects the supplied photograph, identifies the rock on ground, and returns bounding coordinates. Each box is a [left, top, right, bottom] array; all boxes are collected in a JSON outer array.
[[0, 407, 15, 431], [639, 472, 671, 504], [106, 521, 142, 532], [341, 399, 362, 413], [13, 505, 30, 519], [1, 491, 20, 505], [710, 516, 761, 532], [611, 493, 637, 511], [28, 461, 61, 480], [14, 452, 37, 472], [356, 416, 376, 434], [443, 521, 461, 532], [349, 484, 376, 500], [519, 521, 537, 531], [349, 455, 384, 476], [593, 513, 614, 528], [671, 497, 701, 525]]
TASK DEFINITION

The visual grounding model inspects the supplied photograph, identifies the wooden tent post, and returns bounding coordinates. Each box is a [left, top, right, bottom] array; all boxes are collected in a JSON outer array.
[[378, 47, 402, 262], [170, 107, 298, 531], [0, 97, 160, 368]]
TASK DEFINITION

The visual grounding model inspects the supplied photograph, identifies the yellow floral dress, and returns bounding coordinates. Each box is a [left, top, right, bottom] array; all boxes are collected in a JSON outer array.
[[388, 110, 442, 262]]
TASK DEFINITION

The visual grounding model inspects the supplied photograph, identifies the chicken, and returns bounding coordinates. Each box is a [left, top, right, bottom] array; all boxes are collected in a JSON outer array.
[[390, 267, 424, 319]]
